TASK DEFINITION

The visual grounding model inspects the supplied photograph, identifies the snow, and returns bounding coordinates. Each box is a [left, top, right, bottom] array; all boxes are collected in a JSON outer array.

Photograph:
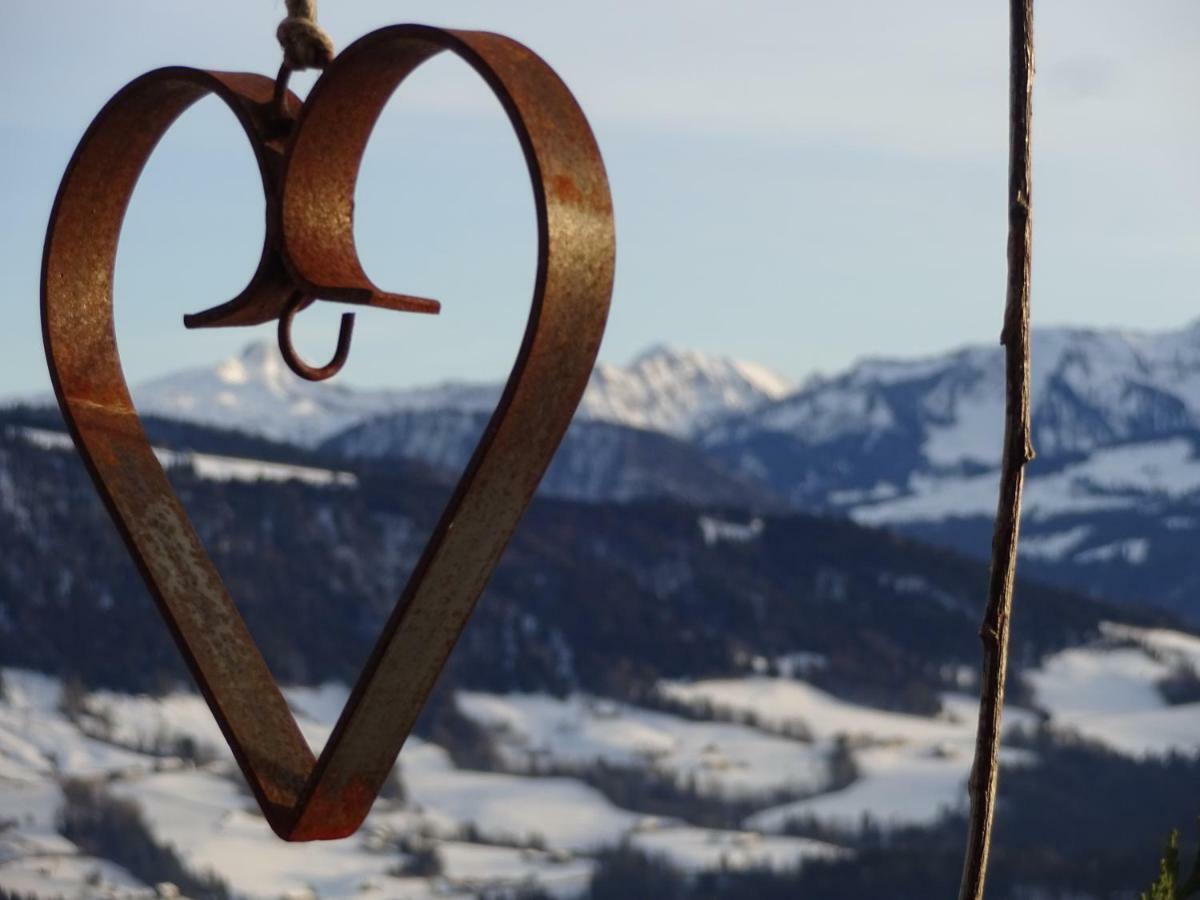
[[1046, 705, 1200, 759], [168, 451, 356, 488], [1025, 626, 1200, 757], [1019, 526, 1093, 562], [775, 652, 828, 678], [749, 382, 896, 444], [703, 321, 1200, 529], [0, 781, 61, 830], [0, 677, 166, 899], [1028, 647, 1168, 716], [113, 770, 463, 900], [455, 692, 831, 800], [404, 761, 645, 852], [661, 678, 970, 746], [0, 852, 151, 900], [128, 341, 501, 447], [1075, 538, 1150, 565], [437, 841, 594, 896], [697, 515, 765, 547], [4, 632, 1199, 896], [862, 324, 1200, 468], [0, 671, 150, 781], [0, 674, 636, 898], [581, 345, 792, 437], [9, 428, 75, 452], [852, 438, 1200, 525], [283, 683, 355, 749], [922, 387, 1004, 469], [106, 341, 793, 448], [630, 826, 848, 873], [11, 426, 357, 489], [826, 483, 901, 506], [661, 678, 1037, 833], [1103, 623, 1200, 670], [749, 745, 967, 833], [84, 691, 229, 760]]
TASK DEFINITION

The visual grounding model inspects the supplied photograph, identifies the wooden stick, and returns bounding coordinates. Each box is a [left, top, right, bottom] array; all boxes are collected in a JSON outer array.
[[957, 2, 1035, 898]]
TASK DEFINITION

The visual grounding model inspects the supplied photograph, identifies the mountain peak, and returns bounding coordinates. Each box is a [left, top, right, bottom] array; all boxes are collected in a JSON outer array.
[[581, 345, 792, 437], [214, 340, 287, 389], [628, 345, 790, 392], [238, 339, 277, 365], [630, 342, 687, 365]]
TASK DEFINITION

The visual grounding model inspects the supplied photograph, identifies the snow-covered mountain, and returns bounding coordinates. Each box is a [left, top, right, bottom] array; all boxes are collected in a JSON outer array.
[[703, 320, 1200, 508], [132, 342, 501, 447], [31, 321, 1200, 616], [682, 321, 1200, 621], [130, 341, 792, 448], [578, 344, 792, 437]]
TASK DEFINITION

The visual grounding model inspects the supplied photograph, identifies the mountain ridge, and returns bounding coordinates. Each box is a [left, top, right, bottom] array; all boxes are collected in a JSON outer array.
[[120, 341, 792, 447], [14, 320, 1200, 616]]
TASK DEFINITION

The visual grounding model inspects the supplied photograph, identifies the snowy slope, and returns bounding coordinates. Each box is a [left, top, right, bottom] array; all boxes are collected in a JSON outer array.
[[0, 671, 854, 899], [4, 620, 1200, 897], [126, 341, 790, 447], [454, 692, 831, 801], [662, 678, 1036, 833], [14, 426, 357, 489], [1025, 623, 1200, 758]]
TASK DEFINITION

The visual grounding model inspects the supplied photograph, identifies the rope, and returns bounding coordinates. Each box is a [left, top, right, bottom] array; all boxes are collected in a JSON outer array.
[[277, 0, 334, 70]]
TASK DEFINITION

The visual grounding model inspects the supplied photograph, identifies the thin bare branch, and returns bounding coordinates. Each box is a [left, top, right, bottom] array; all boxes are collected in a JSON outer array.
[[957, 1, 1035, 898]]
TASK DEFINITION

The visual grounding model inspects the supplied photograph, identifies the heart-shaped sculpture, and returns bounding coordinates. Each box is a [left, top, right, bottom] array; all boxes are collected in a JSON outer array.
[[41, 25, 614, 841]]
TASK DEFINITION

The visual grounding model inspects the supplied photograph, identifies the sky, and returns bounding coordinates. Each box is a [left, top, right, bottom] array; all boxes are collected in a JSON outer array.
[[1, 1, 1198, 395]]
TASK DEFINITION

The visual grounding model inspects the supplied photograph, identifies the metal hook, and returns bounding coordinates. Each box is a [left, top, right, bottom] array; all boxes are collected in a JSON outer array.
[[278, 292, 355, 381], [270, 63, 295, 127]]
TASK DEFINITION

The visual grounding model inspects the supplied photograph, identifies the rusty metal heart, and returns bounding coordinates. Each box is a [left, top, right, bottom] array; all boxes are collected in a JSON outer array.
[[41, 24, 614, 841]]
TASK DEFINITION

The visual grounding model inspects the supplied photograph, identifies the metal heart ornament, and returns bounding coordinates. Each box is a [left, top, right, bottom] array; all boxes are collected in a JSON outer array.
[[41, 25, 614, 841]]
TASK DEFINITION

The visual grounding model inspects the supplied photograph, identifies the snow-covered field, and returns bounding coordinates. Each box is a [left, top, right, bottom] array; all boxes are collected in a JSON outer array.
[[1025, 623, 1200, 758], [11, 427, 358, 490], [629, 827, 845, 873], [455, 692, 829, 801], [0, 673, 842, 899], [655, 679, 1038, 833], [4, 623, 1200, 898]]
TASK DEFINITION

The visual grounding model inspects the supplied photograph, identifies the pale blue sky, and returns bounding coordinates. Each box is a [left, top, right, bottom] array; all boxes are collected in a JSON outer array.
[[2, 1, 1198, 394]]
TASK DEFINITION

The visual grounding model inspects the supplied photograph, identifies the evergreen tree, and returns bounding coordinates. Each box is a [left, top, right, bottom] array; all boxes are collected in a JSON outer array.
[[1143, 828, 1200, 900]]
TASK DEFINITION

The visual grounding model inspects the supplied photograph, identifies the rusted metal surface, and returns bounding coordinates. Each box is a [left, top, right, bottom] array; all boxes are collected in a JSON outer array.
[[41, 25, 614, 840], [179, 57, 442, 381]]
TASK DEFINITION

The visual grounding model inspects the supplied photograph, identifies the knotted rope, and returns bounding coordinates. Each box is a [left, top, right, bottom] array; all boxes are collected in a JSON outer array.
[[277, 0, 334, 70]]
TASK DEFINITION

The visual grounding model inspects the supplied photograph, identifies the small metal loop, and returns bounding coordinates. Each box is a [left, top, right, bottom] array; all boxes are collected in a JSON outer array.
[[270, 63, 294, 125], [278, 292, 355, 381]]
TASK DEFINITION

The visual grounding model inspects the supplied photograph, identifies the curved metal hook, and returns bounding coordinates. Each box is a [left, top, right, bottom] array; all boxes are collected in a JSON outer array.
[[278, 292, 355, 381], [270, 63, 297, 131]]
